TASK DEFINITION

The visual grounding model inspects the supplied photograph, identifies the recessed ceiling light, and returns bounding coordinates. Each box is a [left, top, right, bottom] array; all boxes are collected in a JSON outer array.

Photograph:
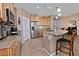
[[56, 7, 61, 12], [37, 6, 39, 9], [55, 16, 58, 19], [58, 13, 61, 16]]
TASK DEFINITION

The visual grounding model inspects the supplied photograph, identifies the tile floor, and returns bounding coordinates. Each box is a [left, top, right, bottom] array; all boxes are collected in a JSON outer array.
[[21, 37, 49, 56], [21, 36, 79, 56]]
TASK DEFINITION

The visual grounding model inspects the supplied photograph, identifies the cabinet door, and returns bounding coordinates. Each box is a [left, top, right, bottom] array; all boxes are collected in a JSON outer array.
[[10, 3, 17, 25], [2, 3, 17, 22], [4, 3, 11, 9], [0, 4, 3, 19], [2, 3, 7, 22], [0, 3, 10, 22], [38, 17, 51, 25], [2, 3, 11, 22], [12, 4, 17, 25], [0, 48, 9, 56], [11, 41, 21, 56]]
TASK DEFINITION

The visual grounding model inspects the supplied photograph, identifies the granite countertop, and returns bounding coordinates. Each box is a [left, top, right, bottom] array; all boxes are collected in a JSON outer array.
[[44, 29, 68, 36], [0, 35, 21, 49]]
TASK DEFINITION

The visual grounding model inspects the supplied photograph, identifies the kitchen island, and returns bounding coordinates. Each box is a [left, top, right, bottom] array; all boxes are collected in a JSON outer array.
[[0, 35, 21, 56], [43, 29, 68, 56]]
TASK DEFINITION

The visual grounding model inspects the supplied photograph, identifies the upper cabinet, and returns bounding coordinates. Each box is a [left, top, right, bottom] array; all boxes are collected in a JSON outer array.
[[0, 4, 5, 21], [3, 3, 11, 9], [29, 16, 39, 21], [11, 3, 17, 25], [38, 16, 51, 25], [0, 3, 17, 24], [29, 16, 51, 26], [1, 3, 12, 22], [11, 3, 17, 15]]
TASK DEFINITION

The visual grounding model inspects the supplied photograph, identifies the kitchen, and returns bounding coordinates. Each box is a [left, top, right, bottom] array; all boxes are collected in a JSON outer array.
[[0, 3, 79, 56], [15, 3, 79, 56]]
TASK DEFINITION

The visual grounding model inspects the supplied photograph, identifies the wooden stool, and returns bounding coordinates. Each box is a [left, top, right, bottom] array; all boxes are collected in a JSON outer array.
[[56, 31, 76, 56]]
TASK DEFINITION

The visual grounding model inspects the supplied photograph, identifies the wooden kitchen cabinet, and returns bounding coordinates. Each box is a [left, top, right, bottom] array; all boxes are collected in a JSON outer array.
[[30, 16, 39, 21], [0, 3, 17, 22], [38, 16, 51, 25], [0, 3, 11, 22], [11, 40, 21, 56], [11, 3, 16, 15], [3, 3, 11, 9], [2, 3, 12, 22], [0, 3, 8, 22], [0, 3, 4, 20], [0, 40, 21, 56], [30, 16, 51, 25], [2, 3, 7, 22], [11, 3, 17, 25], [0, 48, 9, 56], [3, 3, 16, 14], [38, 29, 43, 37]]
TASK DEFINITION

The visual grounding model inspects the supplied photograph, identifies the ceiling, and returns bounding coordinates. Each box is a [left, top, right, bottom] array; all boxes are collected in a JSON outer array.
[[15, 3, 79, 16]]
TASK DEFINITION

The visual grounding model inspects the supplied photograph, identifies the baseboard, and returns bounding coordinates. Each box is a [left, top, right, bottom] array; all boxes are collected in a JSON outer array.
[[43, 48, 56, 56]]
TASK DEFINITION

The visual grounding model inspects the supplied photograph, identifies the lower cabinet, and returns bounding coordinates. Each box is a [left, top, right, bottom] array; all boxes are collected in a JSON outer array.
[[0, 40, 21, 56], [43, 32, 62, 55], [0, 48, 10, 56], [11, 40, 21, 56]]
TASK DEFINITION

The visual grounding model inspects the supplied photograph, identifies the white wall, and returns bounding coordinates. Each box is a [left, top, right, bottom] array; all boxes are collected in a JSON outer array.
[[22, 16, 30, 43]]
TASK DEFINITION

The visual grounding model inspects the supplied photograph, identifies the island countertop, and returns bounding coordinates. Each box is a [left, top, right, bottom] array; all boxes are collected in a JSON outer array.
[[0, 35, 21, 49], [43, 29, 68, 36]]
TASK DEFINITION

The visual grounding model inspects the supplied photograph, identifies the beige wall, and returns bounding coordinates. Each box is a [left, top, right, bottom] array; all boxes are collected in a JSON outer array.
[[60, 13, 79, 35], [61, 13, 79, 29]]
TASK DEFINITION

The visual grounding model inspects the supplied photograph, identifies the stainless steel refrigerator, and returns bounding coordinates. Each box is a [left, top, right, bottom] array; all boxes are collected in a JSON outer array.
[[30, 21, 38, 39]]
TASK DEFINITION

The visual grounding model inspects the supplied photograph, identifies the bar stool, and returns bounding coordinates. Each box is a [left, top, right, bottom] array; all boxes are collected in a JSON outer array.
[[56, 31, 76, 56]]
